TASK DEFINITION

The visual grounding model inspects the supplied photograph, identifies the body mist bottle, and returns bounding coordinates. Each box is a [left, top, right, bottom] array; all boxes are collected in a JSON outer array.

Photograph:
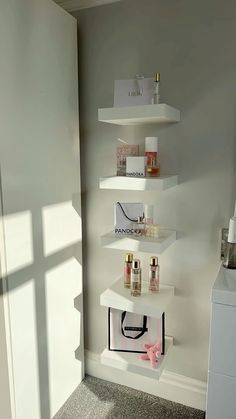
[[131, 259, 141, 296], [224, 202, 236, 269], [149, 256, 159, 292], [124, 253, 133, 288]]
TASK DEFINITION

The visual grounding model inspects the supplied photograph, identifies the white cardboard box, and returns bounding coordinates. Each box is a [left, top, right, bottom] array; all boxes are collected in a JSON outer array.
[[126, 156, 147, 177]]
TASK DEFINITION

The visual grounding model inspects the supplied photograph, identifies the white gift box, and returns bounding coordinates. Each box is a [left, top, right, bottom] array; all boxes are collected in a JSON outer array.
[[114, 202, 144, 235], [114, 77, 154, 107], [126, 156, 147, 177]]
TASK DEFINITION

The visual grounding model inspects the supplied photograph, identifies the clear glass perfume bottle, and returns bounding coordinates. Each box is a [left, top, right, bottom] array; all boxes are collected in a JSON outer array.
[[149, 256, 159, 292], [131, 259, 141, 296], [146, 156, 160, 177], [133, 216, 146, 236], [151, 72, 160, 105], [124, 253, 133, 288]]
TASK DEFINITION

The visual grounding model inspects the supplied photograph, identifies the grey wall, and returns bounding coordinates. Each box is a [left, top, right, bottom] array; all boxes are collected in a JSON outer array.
[[74, 0, 236, 383]]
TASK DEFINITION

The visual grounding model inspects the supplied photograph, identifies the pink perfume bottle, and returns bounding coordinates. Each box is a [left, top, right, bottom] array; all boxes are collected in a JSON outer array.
[[124, 253, 133, 288], [148, 256, 159, 292]]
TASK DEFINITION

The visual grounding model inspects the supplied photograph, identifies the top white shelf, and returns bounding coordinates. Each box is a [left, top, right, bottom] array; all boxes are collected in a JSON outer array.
[[98, 104, 180, 126]]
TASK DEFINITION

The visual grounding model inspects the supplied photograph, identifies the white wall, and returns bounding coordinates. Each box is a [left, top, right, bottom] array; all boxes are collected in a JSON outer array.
[[0, 187, 14, 419], [74, 0, 236, 402], [0, 1, 83, 418]]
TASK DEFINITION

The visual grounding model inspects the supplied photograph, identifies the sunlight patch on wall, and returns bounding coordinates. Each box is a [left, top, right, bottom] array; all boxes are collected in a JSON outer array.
[[8, 277, 41, 419], [2, 211, 33, 275], [42, 201, 82, 257], [45, 257, 82, 415]]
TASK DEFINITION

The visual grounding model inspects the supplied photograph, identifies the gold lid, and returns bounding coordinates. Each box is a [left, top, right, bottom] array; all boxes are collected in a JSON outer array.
[[154, 72, 160, 82], [132, 259, 140, 269], [125, 253, 133, 262], [150, 256, 158, 266]]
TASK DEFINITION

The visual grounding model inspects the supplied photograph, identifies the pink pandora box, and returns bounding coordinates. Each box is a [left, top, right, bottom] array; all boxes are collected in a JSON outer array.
[[117, 144, 139, 176]]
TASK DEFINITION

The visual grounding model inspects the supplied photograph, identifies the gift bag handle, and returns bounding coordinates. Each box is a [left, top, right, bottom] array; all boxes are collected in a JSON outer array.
[[121, 311, 147, 340]]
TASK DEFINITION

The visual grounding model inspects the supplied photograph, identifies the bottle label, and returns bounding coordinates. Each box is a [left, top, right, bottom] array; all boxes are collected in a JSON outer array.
[[131, 273, 140, 283]]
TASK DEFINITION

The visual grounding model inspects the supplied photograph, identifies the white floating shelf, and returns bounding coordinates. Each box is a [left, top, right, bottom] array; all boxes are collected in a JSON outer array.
[[99, 175, 178, 191], [98, 104, 180, 126], [100, 278, 174, 318], [101, 230, 176, 254], [101, 337, 173, 380]]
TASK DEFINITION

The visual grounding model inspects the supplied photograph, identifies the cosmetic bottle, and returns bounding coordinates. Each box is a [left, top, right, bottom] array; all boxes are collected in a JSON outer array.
[[116, 144, 139, 176], [149, 256, 159, 292], [124, 253, 133, 288], [145, 223, 160, 238], [131, 259, 141, 296], [145, 137, 160, 177], [144, 204, 153, 225], [133, 216, 146, 236], [151, 72, 160, 105], [223, 201, 236, 269]]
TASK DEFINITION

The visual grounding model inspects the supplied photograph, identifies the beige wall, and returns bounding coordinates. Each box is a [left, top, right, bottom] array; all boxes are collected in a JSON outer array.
[[0, 0, 83, 418], [74, 0, 236, 387]]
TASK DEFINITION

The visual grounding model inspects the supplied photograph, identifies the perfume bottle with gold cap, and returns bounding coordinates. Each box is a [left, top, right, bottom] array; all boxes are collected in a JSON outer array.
[[131, 259, 141, 296], [148, 256, 159, 292], [124, 253, 133, 288], [152, 72, 160, 104]]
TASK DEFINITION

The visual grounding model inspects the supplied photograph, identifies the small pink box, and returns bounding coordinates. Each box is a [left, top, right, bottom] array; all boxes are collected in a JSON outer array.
[[116, 144, 139, 176]]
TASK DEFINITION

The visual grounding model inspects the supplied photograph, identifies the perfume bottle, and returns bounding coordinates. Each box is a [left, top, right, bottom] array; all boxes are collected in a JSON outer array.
[[145, 223, 160, 238], [151, 72, 160, 105], [144, 204, 154, 225], [223, 201, 236, 269], [133, 216, 146, 236], [131, 259, 141, 296], [145, 137, 160, 177], [124, 253, 133, 288], [149, 256, 159, 292]]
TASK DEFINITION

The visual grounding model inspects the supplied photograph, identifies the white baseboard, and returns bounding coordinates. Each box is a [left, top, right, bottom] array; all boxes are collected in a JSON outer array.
[[85, 350, 207, 412]]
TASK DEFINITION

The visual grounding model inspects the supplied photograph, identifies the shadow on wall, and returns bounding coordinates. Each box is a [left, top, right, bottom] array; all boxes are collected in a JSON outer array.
[[0, 171, 83, 419]]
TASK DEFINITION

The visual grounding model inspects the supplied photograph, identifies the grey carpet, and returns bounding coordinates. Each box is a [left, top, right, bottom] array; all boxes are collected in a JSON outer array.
[[54, 375, 205, 419]]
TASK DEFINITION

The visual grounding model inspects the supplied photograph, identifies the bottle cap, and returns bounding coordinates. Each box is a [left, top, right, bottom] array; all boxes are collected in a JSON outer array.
[[137, 216, 144, 223], [125, 253, 133, 262], [155, 72, 160, 82], [145, 137, 158, 152], [150, 256, 158, 266], [132, 259, 140, 269]]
